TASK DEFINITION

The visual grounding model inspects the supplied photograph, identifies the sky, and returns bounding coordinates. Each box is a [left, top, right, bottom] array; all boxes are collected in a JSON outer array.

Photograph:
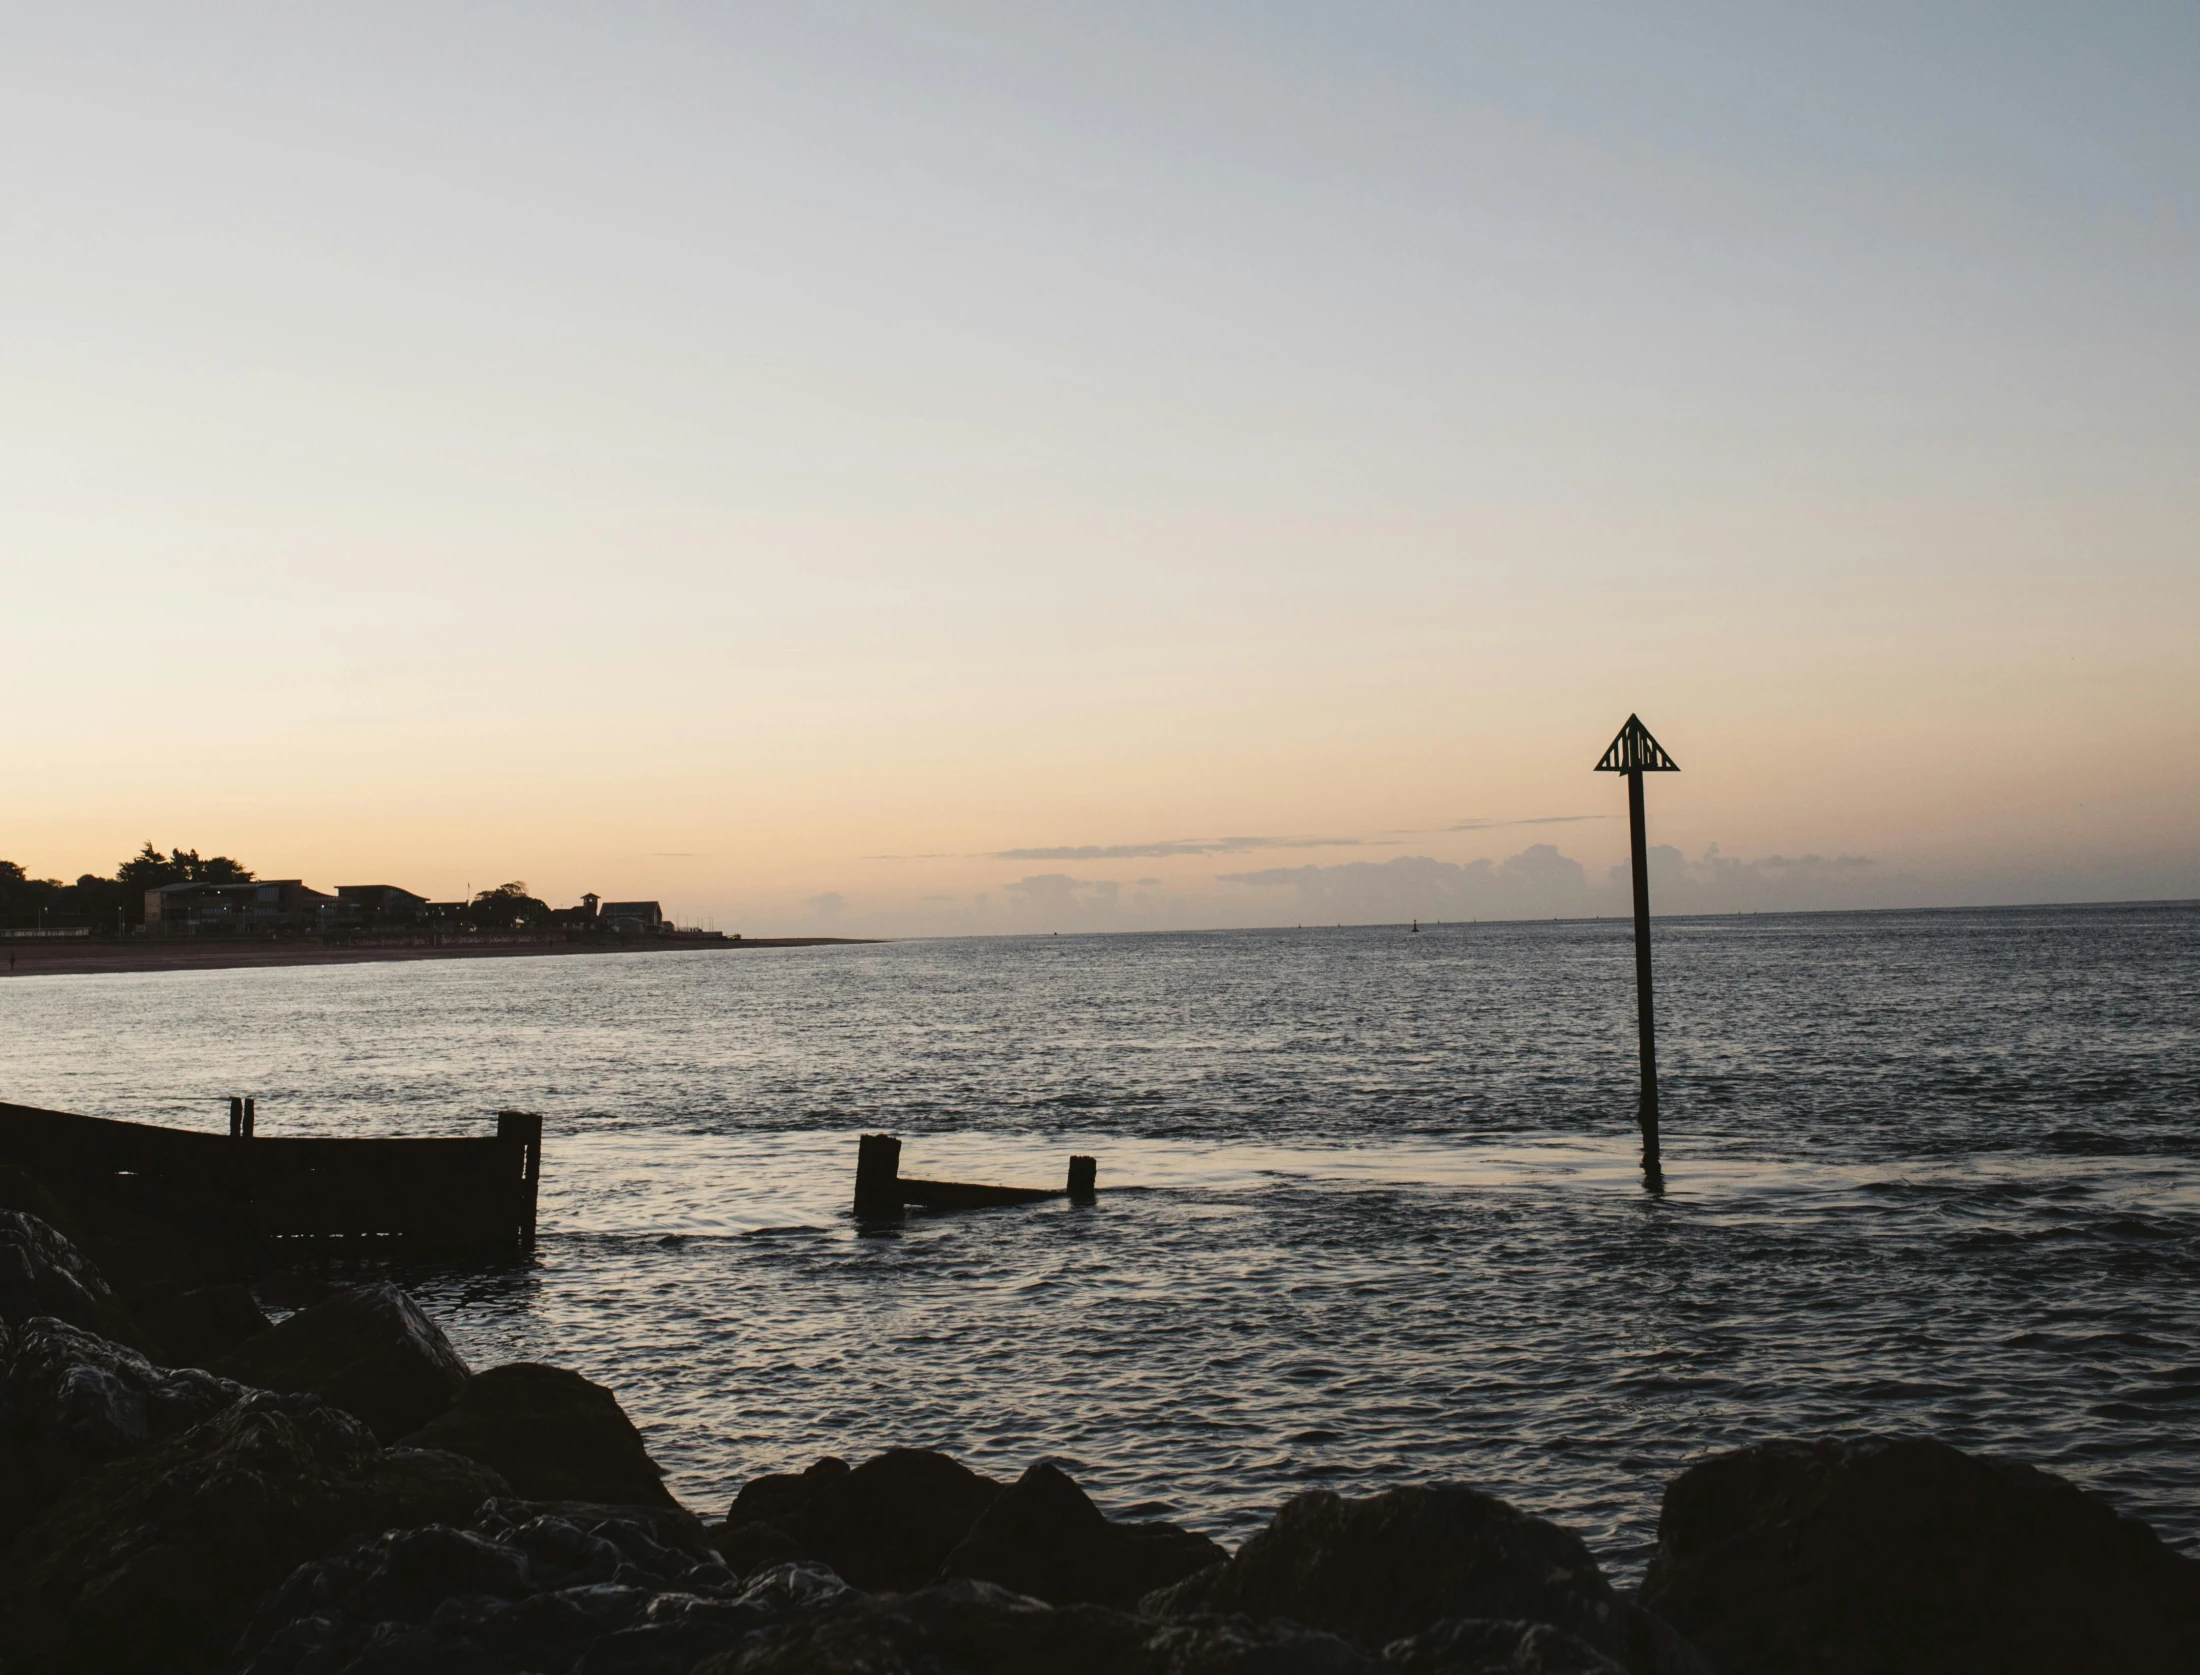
[[3, 3, 2196, 935]]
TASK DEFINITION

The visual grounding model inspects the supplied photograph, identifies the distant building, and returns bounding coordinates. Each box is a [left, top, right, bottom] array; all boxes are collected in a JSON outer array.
[[145, 879, 335, 935], [550, 892, 601, 929], [598, 900, 664, 933], [321, 885, 430, 929]]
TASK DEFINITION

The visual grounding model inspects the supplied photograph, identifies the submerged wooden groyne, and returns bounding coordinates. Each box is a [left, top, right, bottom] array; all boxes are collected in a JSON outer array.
[[0, 1098, 540, 1258], [854, 1132, 1096, 1218]]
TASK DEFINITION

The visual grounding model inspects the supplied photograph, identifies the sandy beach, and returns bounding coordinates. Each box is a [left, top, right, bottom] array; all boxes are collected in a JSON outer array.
[[0, 934, 870, 980]]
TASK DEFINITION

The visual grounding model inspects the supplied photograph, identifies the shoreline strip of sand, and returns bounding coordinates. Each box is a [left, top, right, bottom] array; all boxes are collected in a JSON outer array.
[[0, 935, 874, 980]]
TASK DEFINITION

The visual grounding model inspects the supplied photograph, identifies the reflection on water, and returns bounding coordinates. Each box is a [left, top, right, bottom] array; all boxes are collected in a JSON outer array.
[[2, 904, 2195, 1574]]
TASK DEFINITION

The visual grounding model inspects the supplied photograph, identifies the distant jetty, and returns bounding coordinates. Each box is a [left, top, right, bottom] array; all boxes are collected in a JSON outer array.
[[0, 933, 875, 980]]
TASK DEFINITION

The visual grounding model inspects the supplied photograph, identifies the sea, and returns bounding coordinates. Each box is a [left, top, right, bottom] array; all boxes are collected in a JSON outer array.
[[2, 903, 2195, 1577]]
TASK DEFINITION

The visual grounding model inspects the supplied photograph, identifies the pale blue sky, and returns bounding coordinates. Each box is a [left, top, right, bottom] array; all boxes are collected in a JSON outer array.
[[4, 4, 2195, 930]]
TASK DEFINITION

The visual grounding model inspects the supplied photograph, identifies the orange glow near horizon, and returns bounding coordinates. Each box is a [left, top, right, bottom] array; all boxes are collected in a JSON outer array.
[[3, 9, 2195, 934]]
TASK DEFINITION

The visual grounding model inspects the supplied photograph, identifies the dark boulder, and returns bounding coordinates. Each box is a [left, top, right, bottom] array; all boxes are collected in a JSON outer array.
[[726, 1452, 848, 1529], [695, 1578, 1383, 1674], [0, 1314, 246, 1542], [215, 1281, 471, 1441], [0, 1389, 509, 1673], [943, 1460, 1227, 1608], [0, 1208, 149, 1351], [230, 1507, 834, 1675], [399, 1361, 681, 1508], [0, 1166, 94, 1249], [1640, 1435, 2200, 1674], [491, 1495, 712, 1553], [1385, 1619, 1628, 1674], [714, 1517, 809, 1578], [145, 1282, 271, 1369], [1143, 1484, 1706, 1675], [724, 1448, 1006, 1591]]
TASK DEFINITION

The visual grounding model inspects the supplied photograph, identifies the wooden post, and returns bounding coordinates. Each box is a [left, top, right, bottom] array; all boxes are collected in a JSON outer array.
[[1067, 1155, 1097, 1203], [497, 1109, 543, 1243], [1626, 767, 1660, 1174], [1595, 714, 1677, 1177], [854, 1133, 903, 1217], [242, 1097, 255, 1139], [229, 1096, 244, 1138]]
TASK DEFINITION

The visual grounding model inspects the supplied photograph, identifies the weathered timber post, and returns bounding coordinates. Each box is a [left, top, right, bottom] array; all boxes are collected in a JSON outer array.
[[1595, 714, 1679, 1176], [854, 1132, 904, 1217], [497, 1109, 543, 1243], [1067, 1155, 1097, 1203], [243, 1096, 256, 1139], [228, 1096, 244, 1138]]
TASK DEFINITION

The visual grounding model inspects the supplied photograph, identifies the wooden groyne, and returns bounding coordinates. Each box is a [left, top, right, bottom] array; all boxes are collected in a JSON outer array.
[[0, 1098, 540, 1258], [854, 1132, 1096, 1218]]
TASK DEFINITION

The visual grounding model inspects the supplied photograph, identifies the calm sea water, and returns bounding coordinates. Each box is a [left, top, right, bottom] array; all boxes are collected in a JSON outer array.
[[3, 904, 2196, 1575]]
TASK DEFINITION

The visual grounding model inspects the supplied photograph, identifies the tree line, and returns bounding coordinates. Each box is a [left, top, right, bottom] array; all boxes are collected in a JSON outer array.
[[0, 845, 254, 930], [0, 849, 561, 932]]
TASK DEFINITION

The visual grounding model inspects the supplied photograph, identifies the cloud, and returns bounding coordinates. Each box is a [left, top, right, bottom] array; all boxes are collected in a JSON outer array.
[[1441, 815, 1606, 831], [804, 891, 847, 920], [1135, 877, 1162, 886], [1221, 844, 1596, 920], [1217, 841, 1889, 921], [871, 824, 1600, 864], [1002, 873, 1125, 922], [989, 835, 1381, 860]]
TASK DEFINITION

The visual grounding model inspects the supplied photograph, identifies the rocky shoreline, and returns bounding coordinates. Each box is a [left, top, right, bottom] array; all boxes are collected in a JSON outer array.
[[3, 1185, 2196, 1674]]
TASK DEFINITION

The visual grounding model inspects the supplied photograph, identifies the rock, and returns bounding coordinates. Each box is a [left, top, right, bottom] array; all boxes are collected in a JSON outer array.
[[145, 1282, 271, 1369], [1142, 1484, 1705, 1675], [0, 1208, 149, 1352], [725, 1448, 1006, 1591], [726, 1453, 848, 1529], [0, 1389, 509, 1673], [492, 1495, 712, 1554], [943, 1460, 1227, 1608], [691, 1577, 1147, 1674], [0, 1314, 247, 1542], [230, 1508, 825, 1675], [695, 1578, 1383, 1674], [714, 1517, 809, 1577], [1142, 1614, 1379, 1674], [215, 1281, 471, 1441], [359, 1446, 520, 1529], [1385, 1619, 1628, 1674], [0, 1166, 94, 1250], [1640, 1435, 2200, 1675], [398, 1361, 681, 1509]]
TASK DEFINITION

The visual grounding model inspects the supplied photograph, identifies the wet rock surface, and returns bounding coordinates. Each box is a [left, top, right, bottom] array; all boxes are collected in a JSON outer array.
[[230, 1504, 829, 1675], [0, 1230, 2183, 1675], [149, 1281, 274, 1369], [1141, 1483, 1695, 1674], [692, 1576, 1379, 1675], [400, 1360, 680, 1509], [1384, 1619, 1628, 1674], [0, 1208, 149, 1351], [0, 1167, 96, 1250], [942, 1460, 1228, 1609], [215, 1281, 473, 1442], [0, 1313, 246, 1541], [0, 1389, 509, 1673], [724, 1447, 1006, 1591], [1641, 1434, 2200, 1675]]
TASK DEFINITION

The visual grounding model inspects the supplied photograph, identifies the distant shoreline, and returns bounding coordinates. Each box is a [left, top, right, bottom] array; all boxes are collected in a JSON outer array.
[[0, 934, 877, 980]]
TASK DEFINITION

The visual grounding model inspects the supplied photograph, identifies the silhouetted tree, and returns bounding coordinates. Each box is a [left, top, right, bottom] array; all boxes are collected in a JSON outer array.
[[2, 846, 256, 931], [111, 844, 256, 925], [467, 881, 551, 929]]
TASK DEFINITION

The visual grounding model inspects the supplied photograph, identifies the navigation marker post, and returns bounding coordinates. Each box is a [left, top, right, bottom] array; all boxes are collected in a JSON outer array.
[[1595, 715, 1679, 1176]]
